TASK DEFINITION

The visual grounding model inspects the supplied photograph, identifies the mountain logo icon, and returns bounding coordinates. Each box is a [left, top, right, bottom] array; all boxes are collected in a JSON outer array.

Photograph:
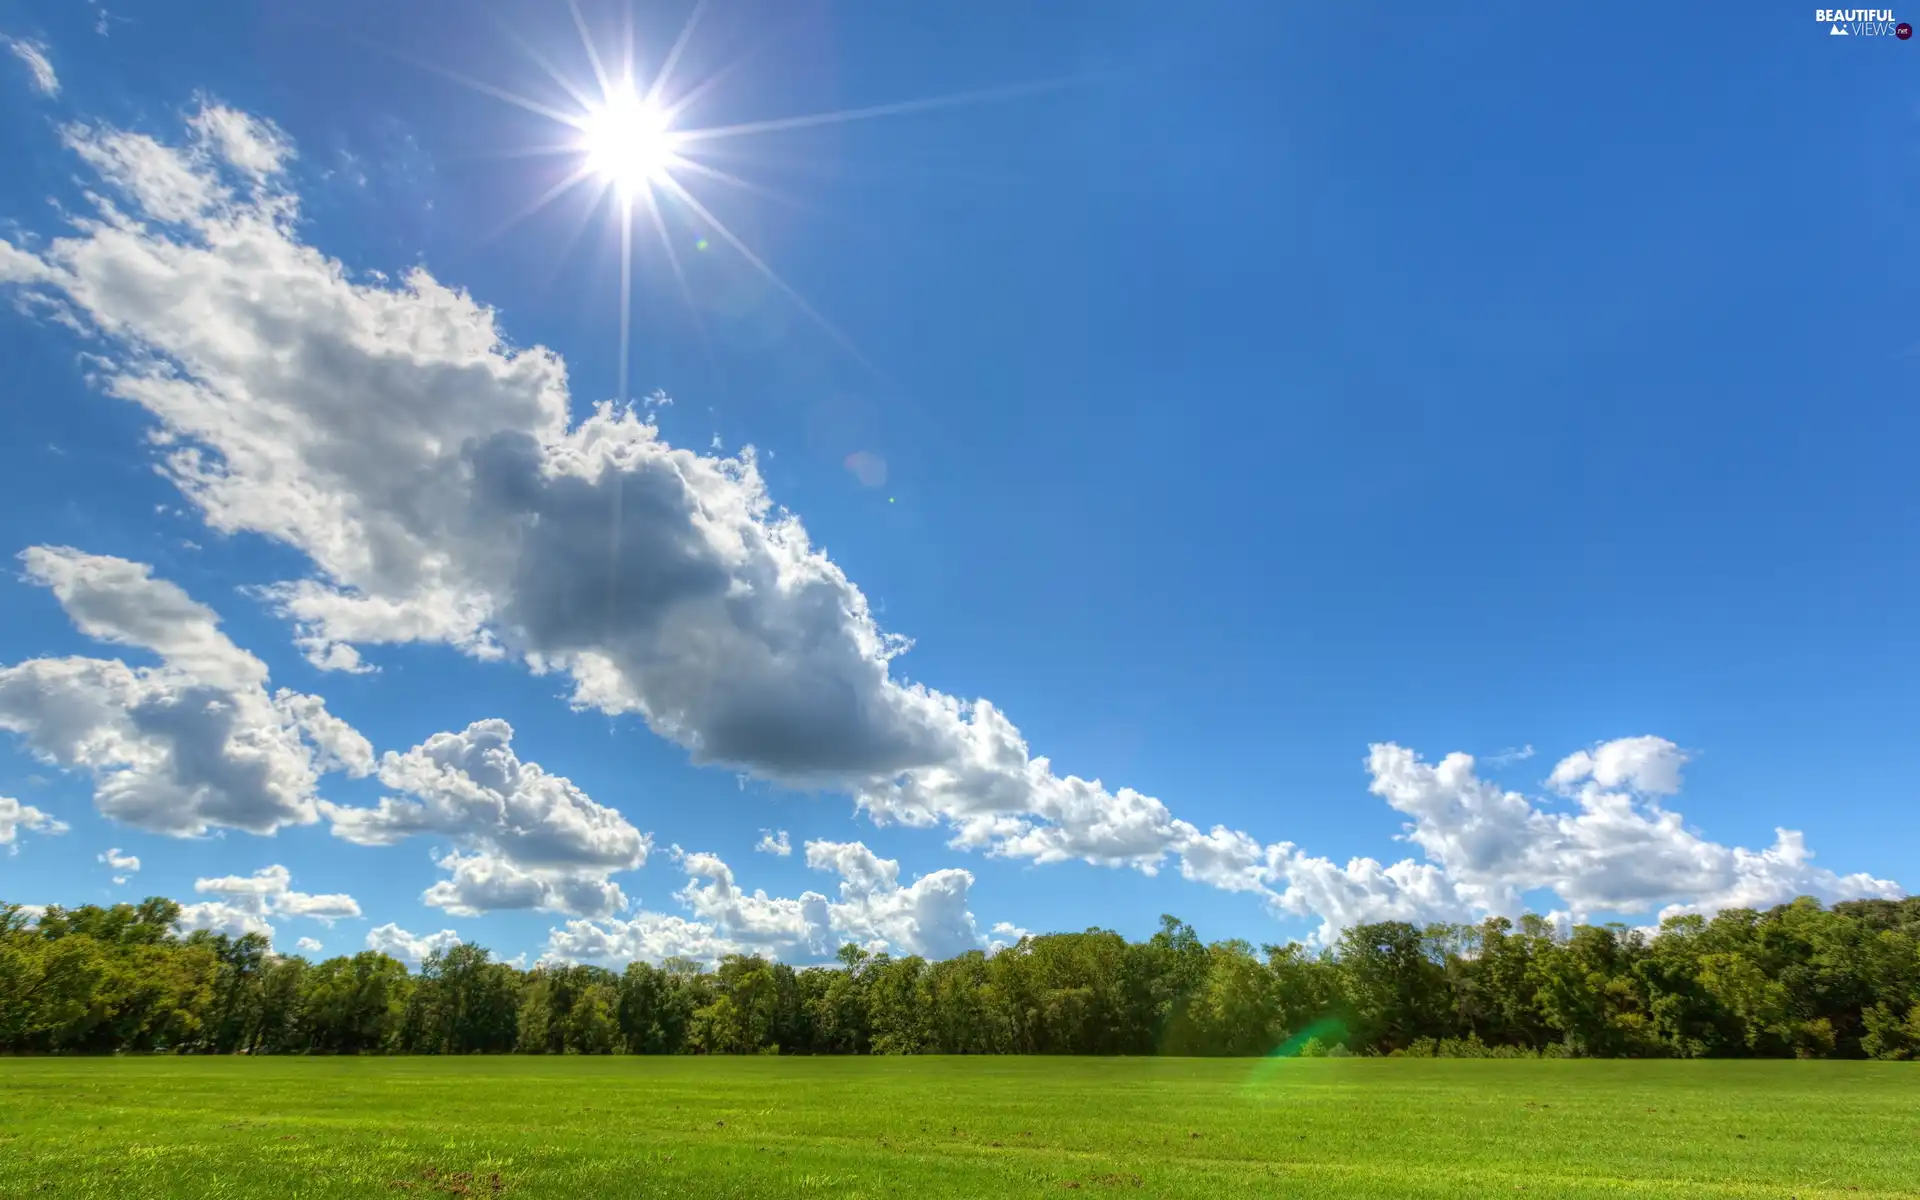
[[1831, 22, 1850, 33]]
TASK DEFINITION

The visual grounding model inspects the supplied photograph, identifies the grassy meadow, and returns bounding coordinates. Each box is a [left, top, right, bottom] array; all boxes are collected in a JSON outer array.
[[0, 1057, 1914, 1198]]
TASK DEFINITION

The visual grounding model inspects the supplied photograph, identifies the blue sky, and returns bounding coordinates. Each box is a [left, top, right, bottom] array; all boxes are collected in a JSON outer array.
[[0, 0, 1915, 967]]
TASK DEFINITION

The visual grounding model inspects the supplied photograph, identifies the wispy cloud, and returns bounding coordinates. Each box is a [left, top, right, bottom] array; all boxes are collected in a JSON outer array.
[[1485, 744, 1535, 768], [4, 37, 59, 96]]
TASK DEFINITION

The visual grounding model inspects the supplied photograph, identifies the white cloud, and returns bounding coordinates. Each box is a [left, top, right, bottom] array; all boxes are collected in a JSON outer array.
[[190, 863, 360, 928], [860, 699, 1199, 873], [674, 848, 826, 950], [1547, 736, 1687, 797], [174, 899, 273, 939], [548, 840, 997, 964], [0, 796, 68, 848], [323, 718, 646, 918], [418, 847, 628, 919], [295, 936, 323, 954], [1366, 739, 1899, 923], [1137, 740, 1902, 946], [1269, 848, 1475, 946], [544, 909, 745, 965], [805, 839, 987, 960], [365, 921, 462, 965], [187, 105, 291, 180], [0, 548, 374, 836], [98, 846, 139, 881], [755, 828, 791, 856], [0, 102, 1901, 949], [987, 921, 1030, 954], [4, 37, 58, 96]]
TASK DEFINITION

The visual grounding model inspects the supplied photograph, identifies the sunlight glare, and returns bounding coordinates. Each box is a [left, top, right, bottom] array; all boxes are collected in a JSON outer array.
[[581, 87, 676, 194]]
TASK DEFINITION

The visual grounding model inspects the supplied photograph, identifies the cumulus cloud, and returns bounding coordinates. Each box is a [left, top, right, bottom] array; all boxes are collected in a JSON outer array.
[[543, 909, 746, 965], [295, 936, 323, 954], [0, 548, 374, 836], [988, 922, 1031, 954], [4, 37, 58, 96], [1365, 739, 1899, 924], [98, 846, 139, 882], [806, 839, 988, 959], [754, 828, 791, 856], [0, 796, 68, 850], [174, 900, 272, 939], [1083, 736, 1900, 946], [322, 718, 646, 918], [98, 846, 140, 871], [1146, 740, 1900, 945], [547, 839, 996, 964], [1547, 736, 1687, 797], [175, 864, 360, 940], [366, 921, 462, 965], [0, 101, 1900, 948]]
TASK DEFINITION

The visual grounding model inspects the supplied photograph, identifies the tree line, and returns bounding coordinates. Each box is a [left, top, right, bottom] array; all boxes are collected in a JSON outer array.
[[5, 896, 1919, 1059]]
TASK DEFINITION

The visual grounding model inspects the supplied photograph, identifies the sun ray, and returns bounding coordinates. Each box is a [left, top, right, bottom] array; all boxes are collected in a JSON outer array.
[[355, 33, 585, 129], [666, 156, 821, 219], [568, 0, 614, 100], [620, 2, 638, 94], [654, 38, 766, 128], [474, 163, 600, 248], [644, 0, 710, 112], [676, 78, 1074, 144], [528, 175, 621, 301], [436, 141, 589, 166], [638, 183, 716, 369], [654, 173, 885, 382], [617, 194, 634, 407], [639, 188, 692, 307], [486, 11, 601, 113]]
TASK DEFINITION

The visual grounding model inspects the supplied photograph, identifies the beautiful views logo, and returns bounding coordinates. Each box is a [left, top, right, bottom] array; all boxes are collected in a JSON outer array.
[[1817, 8, 1912, 35]]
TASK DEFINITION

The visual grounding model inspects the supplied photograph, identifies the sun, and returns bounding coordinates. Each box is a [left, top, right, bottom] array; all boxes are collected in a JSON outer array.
[[579, 86, 677, 195], [412, 6, 1064, 404]]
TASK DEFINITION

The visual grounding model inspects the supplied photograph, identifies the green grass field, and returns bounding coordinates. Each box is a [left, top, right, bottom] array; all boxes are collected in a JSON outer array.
[[0, 1058, 1913, 1198]]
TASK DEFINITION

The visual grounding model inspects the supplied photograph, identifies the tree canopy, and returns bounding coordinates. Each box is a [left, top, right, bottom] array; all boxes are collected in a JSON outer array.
[[4, 897, 1918, 1059]]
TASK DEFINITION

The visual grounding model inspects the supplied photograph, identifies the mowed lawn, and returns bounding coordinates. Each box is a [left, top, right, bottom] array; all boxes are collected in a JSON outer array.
[[0, 1058, 1915, 1198]]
